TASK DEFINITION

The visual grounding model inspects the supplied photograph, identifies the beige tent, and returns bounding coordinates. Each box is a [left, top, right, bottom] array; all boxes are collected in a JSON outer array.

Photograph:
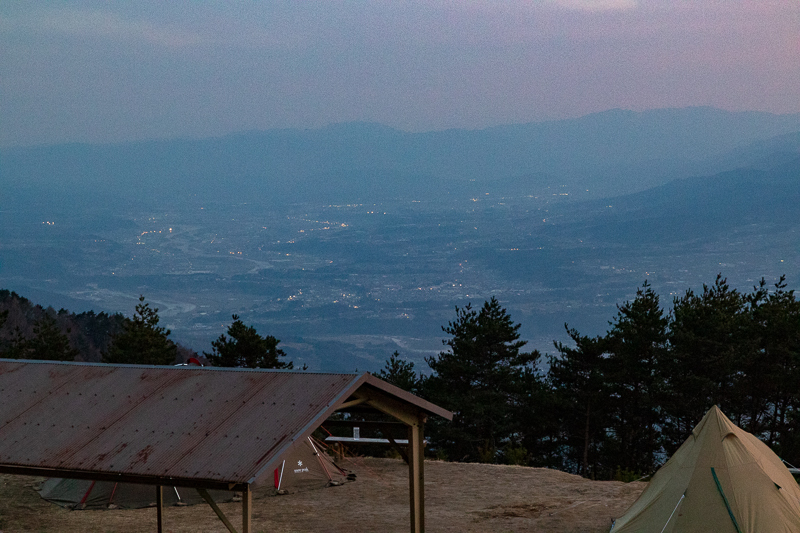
[[273, 436, 351, 493], [611, 406, 800, 533]]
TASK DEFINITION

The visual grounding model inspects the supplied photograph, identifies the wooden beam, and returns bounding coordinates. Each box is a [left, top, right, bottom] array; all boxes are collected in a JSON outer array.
[[347, 387, 420, 426], [156, 485, 164, 533], [322, 419, 406, 431], [384, 432, 410, 464], [325, 436, 411, 444], [242, 485, 252, 533], [197, 488, 238, 533], [337, 397, 369, 410], [408, 414, 425, 533]]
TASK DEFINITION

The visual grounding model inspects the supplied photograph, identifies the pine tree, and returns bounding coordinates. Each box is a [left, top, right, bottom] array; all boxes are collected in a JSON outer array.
[[424, 297, 538, 463], [377, 351, 420, 393], [0, 310, 11, 357], [746, 276, 800, 461], [509, 355, 554, 467], [664, 275, 750, 450], [24, 313, 79, 361], [205, 315, 293, 369], [1, 326, 30, 360], [603, 281, 669, 476], [1, 313, 69, 361], [549, 327, 610, 477], [103, 296, 177, 365]]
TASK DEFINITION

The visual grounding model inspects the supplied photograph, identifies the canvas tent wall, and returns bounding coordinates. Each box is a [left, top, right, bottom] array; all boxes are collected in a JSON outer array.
[[274, 436, 350, 493], [37, 478, 231, 510], [39, 436, 350, 509], [611, 405, 800, 533]]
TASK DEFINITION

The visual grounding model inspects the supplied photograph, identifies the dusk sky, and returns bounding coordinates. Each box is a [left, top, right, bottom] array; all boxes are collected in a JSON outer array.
[[2, 1, 799, 147]]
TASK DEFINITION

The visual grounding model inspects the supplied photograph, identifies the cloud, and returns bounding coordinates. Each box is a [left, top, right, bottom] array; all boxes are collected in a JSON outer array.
[[16, 7, 202, 48], [547, 0, 638, 11]]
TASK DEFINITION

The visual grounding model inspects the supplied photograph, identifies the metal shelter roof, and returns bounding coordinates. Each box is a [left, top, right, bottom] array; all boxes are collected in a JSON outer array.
[[0, 359, 451, 491]]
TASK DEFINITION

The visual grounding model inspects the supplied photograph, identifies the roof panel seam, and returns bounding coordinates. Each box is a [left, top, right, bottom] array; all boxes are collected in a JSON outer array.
[[0, 365, 87, 433], [167, 374, 302, 476], [48, 368, 190, 470]]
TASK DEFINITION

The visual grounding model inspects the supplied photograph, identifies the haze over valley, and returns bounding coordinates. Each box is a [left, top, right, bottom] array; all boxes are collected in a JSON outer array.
[[2, 109, 799, 371], [6, 6, 800, 532]]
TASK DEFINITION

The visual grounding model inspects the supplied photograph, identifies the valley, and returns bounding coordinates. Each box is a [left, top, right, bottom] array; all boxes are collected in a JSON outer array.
[[3, 180, 796, 372]]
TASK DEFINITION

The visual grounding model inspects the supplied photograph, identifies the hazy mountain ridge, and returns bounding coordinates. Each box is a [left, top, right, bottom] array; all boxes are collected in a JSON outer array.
[[560, 155, 800, 245], [4, 107, 800, 208], [2, 107, 799, 371]]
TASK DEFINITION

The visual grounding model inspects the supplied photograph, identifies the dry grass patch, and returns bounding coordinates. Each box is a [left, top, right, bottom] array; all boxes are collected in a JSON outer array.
[[0, 458, 643, 532]]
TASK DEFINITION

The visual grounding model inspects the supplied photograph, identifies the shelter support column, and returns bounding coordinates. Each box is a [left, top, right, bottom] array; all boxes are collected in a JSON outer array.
[[198, 488, 238, 533], [242, 485, 252, 533], [156, 485, 164, 533], [408, 413, 426, 533]]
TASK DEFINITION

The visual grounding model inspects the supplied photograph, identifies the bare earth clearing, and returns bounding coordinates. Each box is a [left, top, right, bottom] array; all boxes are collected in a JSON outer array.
[[0, 458, 644, 532]]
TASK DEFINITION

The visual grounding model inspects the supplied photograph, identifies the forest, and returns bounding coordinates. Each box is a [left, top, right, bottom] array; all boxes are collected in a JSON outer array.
[[2, 274, 799, 481], [379, 275, 800, 480]]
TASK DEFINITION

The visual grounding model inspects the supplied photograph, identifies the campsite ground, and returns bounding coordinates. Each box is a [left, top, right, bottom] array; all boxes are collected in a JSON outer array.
[[0, 458, 644, 532]]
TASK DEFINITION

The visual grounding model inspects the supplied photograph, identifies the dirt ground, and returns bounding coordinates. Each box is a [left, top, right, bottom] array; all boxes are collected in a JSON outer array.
[[0, 457, 644, 532]]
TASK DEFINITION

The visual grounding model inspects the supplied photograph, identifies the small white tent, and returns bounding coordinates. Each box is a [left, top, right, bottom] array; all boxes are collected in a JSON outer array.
[[611, 405, 800, 533]]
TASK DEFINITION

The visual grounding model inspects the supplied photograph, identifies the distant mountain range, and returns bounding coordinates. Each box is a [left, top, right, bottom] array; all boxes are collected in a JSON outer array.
[[2, 107, 799, 370], [3, 107, 800, 208], [551, 154, 800, 245]]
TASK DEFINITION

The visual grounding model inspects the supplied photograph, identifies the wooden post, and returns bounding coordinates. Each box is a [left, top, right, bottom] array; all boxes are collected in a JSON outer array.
[[242, 485, 252, 533], [156, 485, 163, 533], [408, 414, 425, 533], [197, 488, 238, 533]]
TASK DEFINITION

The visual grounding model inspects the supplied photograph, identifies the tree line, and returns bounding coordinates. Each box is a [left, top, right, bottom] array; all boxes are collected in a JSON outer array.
[[3, 275, 799, 480], [378, 275, 800, 479], [0, 290, 126, 362], [0, 291, 294, 369]]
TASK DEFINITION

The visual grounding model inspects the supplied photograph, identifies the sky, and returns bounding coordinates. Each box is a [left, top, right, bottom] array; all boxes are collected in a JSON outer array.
[[1, 1, 799, 147]]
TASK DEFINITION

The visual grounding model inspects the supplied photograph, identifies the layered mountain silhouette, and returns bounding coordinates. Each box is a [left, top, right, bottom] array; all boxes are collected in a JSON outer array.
[[3, 107, 800, 207], [555, 155, 800, 245]]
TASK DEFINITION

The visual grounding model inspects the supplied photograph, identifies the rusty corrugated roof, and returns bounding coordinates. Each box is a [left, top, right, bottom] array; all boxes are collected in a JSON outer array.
[[0, 359, 449, 488]]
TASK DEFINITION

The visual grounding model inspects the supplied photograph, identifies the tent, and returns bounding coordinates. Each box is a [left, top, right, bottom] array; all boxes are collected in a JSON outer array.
[[39, 436, 350, 509], [37, 478, 232, 510], [611, 405, 800, 532], [274, 436, 352, 493]]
